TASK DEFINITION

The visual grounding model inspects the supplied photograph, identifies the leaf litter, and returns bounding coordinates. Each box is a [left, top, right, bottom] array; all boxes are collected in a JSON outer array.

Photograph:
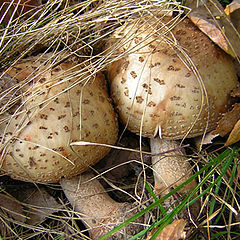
[[185, 0, 240, 59], [0, 0, 239, 239]]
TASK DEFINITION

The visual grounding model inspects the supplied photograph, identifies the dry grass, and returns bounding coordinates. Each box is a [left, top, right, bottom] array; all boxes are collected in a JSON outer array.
[[0, 0, 239, 239]]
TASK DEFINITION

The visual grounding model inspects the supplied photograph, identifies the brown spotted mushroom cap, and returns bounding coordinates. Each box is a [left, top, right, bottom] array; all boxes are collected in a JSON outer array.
[[107, 17, 238, 139], [0, 55, 118, 183]]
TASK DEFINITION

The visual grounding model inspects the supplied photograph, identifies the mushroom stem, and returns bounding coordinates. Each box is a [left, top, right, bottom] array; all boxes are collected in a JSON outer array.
[[60, 172, 144, 240], [150, 138, 196, 196]]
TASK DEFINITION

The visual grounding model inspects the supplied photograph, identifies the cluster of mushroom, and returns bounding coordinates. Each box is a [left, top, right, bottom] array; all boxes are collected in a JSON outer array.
[[0, 14, 238, 239]]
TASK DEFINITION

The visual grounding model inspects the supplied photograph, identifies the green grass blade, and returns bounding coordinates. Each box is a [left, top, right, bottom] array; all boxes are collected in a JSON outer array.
[[145, 182, 167, 216], [150, 149, 236, 239], [99, 147, 239, 240]]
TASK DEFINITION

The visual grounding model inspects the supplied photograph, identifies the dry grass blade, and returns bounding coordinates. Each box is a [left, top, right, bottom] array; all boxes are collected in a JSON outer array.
[[0, 0, 185, 67], [0, 0, 239, 239], [0, 0, 189, 119]]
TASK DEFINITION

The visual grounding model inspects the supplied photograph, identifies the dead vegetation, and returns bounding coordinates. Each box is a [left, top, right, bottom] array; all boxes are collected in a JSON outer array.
[[0, 0, 239, 239]]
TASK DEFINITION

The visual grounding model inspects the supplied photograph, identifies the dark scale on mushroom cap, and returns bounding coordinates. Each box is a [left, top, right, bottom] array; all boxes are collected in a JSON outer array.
[[0, 58, 118, 183], [107, 17, 238, 139]]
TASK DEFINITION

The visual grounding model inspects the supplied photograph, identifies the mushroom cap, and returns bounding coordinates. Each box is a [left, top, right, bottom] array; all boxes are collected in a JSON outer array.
[[107, 17, 238, 139], [0, 56, 118, 183]]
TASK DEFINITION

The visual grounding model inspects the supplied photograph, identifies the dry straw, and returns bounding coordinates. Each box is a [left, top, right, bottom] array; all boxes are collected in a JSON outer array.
[[0, 1, 191, 238], [0, 0, 189, 166], [1, 0, 238, 239]]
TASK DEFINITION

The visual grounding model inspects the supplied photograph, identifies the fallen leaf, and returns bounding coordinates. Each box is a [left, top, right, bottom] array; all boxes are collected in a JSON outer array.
[[0, 193, 25, 222], [185, 0, 240, 58], [224, 0, 240, 33], [21, 187, 62, 225], [146, 219, 187, 240], [194, 131, 219, 150], [225, 119, 240, 146], [214, 103, 240, 137], [225, 0, 240, 76]]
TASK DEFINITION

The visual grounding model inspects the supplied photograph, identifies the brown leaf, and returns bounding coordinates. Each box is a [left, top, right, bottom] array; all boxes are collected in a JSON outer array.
[[194, 131, 219, 150], [186, 0, 240, 58], [22, 187, 62, 225], [0, 193, 25, 222], [225, 119, 240, 146], [146, 219, 187, 240], [224, 0, 240, 33], [214, 103, 240, 137]]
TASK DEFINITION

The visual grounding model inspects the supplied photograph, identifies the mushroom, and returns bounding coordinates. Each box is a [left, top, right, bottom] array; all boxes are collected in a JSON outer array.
[[0, 55, 145, 238], [0, 54, 118, 183], [61, 171, 144, 240], [106, 16, 239, 197]]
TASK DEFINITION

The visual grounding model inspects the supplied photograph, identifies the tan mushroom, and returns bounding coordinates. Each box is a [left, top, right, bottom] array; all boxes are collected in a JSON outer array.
[[106, 16, 238, 196], [0, 54, 118, 183], [0, 54, 145, 238]]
